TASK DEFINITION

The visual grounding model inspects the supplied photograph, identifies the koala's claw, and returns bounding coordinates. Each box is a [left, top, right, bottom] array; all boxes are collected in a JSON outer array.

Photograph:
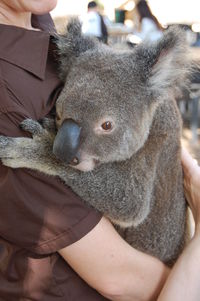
[[20, 119, 44, 136], [0, 135, 10, 147], [0, 135, 9, 145], [0, 136, 14, 158]]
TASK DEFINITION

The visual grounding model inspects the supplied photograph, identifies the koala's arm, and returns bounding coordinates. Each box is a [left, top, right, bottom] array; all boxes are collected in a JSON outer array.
[[0, 118, 162, 228], [0, 119, 72, 178], [68, 137, 162, 227]]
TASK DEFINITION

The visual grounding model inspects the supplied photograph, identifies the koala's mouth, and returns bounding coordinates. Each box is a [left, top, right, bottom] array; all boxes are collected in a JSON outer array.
[[70, 158, 99, 172]]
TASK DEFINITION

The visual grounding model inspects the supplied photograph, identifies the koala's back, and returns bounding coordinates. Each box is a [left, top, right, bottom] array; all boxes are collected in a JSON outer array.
[[121, 157, 186, 264], [117, 99, 186, 264]]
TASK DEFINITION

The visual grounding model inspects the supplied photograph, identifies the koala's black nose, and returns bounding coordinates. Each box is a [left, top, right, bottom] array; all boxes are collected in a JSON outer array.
[[53, 119, 81, 164]]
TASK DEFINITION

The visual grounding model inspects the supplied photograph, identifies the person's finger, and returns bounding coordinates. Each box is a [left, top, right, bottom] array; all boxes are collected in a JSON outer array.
[[181, 147, 198, 177]]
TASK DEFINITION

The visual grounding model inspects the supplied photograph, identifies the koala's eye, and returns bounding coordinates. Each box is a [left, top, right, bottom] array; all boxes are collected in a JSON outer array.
[[101, 121, 112, 131]]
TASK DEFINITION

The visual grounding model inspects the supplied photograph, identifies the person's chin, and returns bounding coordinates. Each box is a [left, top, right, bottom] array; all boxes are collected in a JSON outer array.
[[31, 0, 58, 15]]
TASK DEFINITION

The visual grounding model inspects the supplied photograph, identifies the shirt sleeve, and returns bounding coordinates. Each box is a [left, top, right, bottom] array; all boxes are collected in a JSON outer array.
[[0, 109, 102, 255]]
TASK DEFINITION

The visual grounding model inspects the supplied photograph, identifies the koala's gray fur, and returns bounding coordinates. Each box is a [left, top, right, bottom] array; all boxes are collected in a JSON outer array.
[[0, 20, 192, 265]]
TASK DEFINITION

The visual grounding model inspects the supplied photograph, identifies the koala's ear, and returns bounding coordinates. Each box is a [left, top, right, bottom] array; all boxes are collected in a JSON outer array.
[[134, 26, 192, 96], [55, 18, 98, 80]]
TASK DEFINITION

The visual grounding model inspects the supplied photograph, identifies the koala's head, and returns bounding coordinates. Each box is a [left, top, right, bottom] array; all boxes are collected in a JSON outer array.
[[53, 20, 191, 172]]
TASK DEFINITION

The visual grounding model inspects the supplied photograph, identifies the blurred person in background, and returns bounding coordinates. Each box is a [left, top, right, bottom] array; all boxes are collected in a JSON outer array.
[[1, 1, 200, 301], [133, 0, 163, 43], [81, 1, 108, 43]]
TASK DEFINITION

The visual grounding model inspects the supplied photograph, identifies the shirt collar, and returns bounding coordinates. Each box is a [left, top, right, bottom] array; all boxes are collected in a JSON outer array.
[[0, 23, 51, 80]]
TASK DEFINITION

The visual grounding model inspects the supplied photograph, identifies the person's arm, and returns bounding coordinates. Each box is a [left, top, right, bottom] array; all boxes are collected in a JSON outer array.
[[157, 147, 200, 301], [157, 233, 200, 301], [59, 216, 169, 301]]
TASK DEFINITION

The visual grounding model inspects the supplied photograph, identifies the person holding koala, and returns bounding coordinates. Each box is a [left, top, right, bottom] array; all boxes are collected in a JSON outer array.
[[0, 1, 168, 300], [157, 148, 200, 301], [0, 1, 200, 301]]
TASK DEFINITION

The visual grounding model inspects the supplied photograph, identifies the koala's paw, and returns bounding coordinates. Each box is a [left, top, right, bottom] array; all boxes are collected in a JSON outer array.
[[0, 136, 27, 169], [0, 135, 11, 147], [0, 136, 15, 158], [20, 119, 44, 136], [1, 157, 25, 169]]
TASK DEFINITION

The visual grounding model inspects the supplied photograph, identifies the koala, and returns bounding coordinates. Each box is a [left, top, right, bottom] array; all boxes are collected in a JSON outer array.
[[0, 20, 192, 265]]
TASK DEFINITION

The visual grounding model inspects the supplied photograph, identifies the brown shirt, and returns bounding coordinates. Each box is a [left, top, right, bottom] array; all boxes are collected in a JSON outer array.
[[0, 14, 107, 301]]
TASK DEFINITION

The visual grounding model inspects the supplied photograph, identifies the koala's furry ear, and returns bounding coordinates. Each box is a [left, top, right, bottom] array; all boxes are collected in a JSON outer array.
[[134, 26, 192, 96], [56, 18, 98, 80]]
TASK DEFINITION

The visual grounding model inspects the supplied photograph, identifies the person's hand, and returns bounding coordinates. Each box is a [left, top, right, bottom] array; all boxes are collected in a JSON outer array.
[[181, 147, 200, 233]]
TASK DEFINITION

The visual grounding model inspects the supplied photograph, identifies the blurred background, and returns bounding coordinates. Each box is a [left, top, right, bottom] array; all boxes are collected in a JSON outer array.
[[50, 0, 200, 161], [51, 0, 200, 38]]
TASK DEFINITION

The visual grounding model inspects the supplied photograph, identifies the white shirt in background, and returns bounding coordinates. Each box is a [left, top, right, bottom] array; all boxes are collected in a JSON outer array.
[[135, 18, 163, 42], [82, 11, 102, 38]]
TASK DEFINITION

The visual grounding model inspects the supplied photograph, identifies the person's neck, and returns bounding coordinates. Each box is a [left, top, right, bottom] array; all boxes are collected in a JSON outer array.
[[0, 4, 35, 30]]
